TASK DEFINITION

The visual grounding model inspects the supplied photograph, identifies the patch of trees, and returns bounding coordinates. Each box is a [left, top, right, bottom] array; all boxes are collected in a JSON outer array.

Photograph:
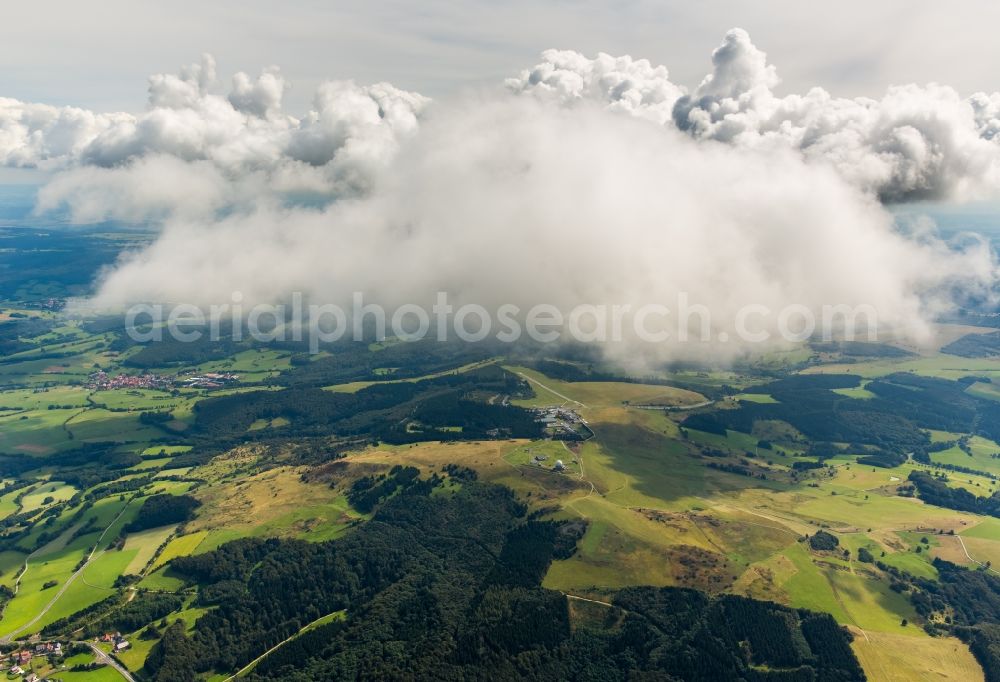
[[0, 316, 57, 357], [155, 479, 527, 676], [864, 374, 980, 435], [144, 620, 199, 682], [964, 624, 1000, 682], [706, 461, 766, 480], [487, 521, 564, 587], [517, 359, 704, 396], [913, 457, 998, 481], [108, 592, 185, 633], [942, 331, 1000, 358], [684, 372, 1000, 454], [0, 584, 12, 612], [43, 591, 184, 638], [124, 336, 245, 368], [273, 338, 496, 388], [809, 530, 839, 551], [88, 475, 154, 500], [346, 465, 424, 513], [125, 494, 201, 532], [81, 315, 129, 335], [400, 390, 542, 442], [193, 368, 542, 444], [144, 478, 864, 682], [42, 594, 119, 637], [0, 443, 140, 489], [196, 579, 248, 607], [139, 411, 174, 425], [857, 450, 908, 468], [907, 471, 1000, 518], [808, 441, 841, 460], [441, 463, 478, 481], [884, 558, 1000, 679], [250, 619, 348, 677], [170, 537, 278, 584]]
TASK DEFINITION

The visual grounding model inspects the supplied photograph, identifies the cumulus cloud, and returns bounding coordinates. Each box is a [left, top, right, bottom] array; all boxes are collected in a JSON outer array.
[[4, 32, 1000, 361], [0, 54, 428, 219], [504, 49, 684, 125], [36, 156, 244, 223], [6, 31, 1000, 214], [512, 28, 1000, 202], [82, 96, 996, 362]]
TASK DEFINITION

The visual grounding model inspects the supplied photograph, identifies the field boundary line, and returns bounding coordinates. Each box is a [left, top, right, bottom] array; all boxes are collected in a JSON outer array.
[[2, 498, 132, 642]]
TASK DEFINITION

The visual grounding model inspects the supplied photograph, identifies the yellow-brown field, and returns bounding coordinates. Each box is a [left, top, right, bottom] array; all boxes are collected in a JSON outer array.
[[851, 631, 984, 682], [335, 373, 989, 682]]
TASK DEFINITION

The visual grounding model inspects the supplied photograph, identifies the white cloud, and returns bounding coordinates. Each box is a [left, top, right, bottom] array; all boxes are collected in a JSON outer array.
[[6, 31, 1000, 214], [36, 155, 242, 223], [510, 29, 1000, 202], [0, 54, 428, 220], [2, 31, 997, 362], [505, 49, 685, 125], [669, 30, 1000, 201], [83, 96, 997, 362]]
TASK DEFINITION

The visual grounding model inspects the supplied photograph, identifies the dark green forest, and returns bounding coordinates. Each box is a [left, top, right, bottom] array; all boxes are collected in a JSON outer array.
[[139, 475, 865, 682], [683, 373, 1000, 454]]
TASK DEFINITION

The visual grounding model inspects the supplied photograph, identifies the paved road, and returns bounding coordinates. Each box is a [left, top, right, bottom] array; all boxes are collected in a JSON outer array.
[[632, 400, 715, 411], [85, 641, 136, 682]]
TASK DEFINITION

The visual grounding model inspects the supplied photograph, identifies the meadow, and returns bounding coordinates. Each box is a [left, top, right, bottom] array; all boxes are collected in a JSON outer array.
[[2, 314, 1000, 680]]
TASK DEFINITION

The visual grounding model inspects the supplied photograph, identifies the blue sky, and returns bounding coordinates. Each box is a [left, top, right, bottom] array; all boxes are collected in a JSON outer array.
[[3, 1, 1000, 114]]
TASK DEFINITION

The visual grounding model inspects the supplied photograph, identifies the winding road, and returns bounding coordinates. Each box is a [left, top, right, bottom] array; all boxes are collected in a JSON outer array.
[[956, 533, 1000, 576]]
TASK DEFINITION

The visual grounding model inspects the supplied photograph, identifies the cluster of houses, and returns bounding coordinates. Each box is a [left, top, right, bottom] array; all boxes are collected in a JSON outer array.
[[533, 407, 588, 439], [87, 370, 172, 391], [4, 642, 62, 680], [98, 632, 130, 652], [180, 372, 239, 389], [86, 370, 240, 391]]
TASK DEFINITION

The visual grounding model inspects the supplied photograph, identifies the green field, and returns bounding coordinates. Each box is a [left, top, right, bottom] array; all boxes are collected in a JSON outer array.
[[0, 316, 997, 680], [123, 524, 177, 574], [20, 482, 77, 512], [55, 652, 126, 681], [504, 440, 583, 476], [149, 531, 209, 572], [803, 352, 1000, 380]]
